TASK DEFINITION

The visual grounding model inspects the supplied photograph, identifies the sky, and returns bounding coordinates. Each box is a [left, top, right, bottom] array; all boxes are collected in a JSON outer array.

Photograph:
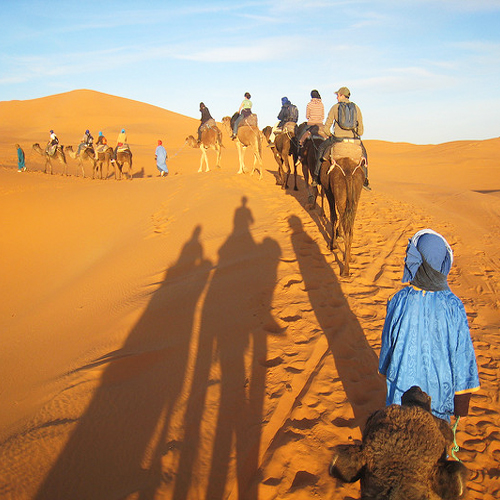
[[1, 0, 499, 144]]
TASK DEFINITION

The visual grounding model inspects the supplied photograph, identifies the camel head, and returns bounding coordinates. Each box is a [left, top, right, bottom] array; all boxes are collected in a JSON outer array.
[[185, 135, 199, 148], [32, 143, 45, 155], [65, 145, 77, 158], [262, 126, 272, 142], [221, 116, 232, 135]]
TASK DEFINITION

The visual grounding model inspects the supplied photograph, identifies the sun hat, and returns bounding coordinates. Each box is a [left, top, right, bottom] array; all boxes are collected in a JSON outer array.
[[335, 87, 351, 98]]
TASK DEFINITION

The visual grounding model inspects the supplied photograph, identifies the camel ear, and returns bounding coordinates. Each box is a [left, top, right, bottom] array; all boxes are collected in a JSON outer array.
[[329, 444, 365, 483], [432, 460, 469, 499]]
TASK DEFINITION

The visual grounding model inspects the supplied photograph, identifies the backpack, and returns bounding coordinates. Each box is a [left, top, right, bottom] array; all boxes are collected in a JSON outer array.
[[288, 104, 299, 123], [337, 102, 357, 131]]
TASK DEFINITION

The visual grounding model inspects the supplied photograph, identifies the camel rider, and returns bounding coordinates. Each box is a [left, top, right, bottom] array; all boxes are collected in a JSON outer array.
[[269, 97, 299, 145], [113, 129, 128, 161], [296, 90, 325, 146], [295, 90, 327, 165], [232, 92, 252, 139], [77, 129, 93, 156], [312, 87, 371, 191], [94, 131, 108, 158], [198, 102, 214, 143], [46, 130, 59, 154]]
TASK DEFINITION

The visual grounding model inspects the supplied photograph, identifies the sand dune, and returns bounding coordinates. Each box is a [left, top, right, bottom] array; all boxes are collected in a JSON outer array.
[[0, 90, 499, 499]]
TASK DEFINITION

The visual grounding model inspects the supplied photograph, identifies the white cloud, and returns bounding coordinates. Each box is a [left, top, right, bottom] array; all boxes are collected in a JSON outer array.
[[174, 36, 304, 63]]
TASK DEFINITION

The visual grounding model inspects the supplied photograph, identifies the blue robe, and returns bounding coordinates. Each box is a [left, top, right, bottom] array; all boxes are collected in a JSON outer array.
[[17, 147, 25, 170], [155, 145, 168, 173], [379, 286, 479, 421]]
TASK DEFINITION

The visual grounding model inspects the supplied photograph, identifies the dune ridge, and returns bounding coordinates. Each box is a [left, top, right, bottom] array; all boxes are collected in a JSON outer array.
[[0, 90, 499, 499]]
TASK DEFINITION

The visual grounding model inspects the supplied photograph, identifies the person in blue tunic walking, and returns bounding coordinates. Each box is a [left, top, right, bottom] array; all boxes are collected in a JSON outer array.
[[379, 229, 480, 422], [155, 140, 168, 177], [16, 144, 26, 172]]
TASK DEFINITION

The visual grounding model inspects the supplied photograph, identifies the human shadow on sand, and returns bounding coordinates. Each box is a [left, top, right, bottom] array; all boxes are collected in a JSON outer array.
[[172, 196, 281, 500], [35, 225, 212, 500], [36, 198, 281, 500], [288, 215, 385, 428]]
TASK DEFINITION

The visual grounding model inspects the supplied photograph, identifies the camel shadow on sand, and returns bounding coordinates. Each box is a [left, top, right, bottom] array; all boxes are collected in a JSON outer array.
[[288, 215, 385, 428]]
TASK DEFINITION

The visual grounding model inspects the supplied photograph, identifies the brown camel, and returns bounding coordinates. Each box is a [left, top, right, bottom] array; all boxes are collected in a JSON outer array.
[[66, 145, 97, 178], [222, 115, 263, 179], [319, 155, 366, 276], [262, 125, 299, 190], [113, 147, 133, 180], [330, 386, 469, 499], [95, 146, 115, 180], [32, 143, 68, 175], [186, 124, 223, 172]]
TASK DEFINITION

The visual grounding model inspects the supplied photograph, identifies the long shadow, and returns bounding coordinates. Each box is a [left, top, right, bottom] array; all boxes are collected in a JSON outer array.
[[288, 215, 385, 429], [35, 225, 212, 500], [172, 196, 281, 500]]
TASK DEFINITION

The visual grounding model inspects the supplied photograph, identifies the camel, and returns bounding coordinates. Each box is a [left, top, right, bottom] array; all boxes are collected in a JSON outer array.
[[32, 143, 68, 175], [330, 386, 469, 499], [113, 147, 133, 180], [222, 114, 263, 179], [66, 145, 97, 178], [262, 124, 299, 190], [319, 155, 366, 276], [95, 146, 116, 180], [186, 123, 223, 172]]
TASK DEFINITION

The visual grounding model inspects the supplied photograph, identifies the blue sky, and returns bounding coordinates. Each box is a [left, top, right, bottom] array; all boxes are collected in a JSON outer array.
[[1, 0, 499, 144]]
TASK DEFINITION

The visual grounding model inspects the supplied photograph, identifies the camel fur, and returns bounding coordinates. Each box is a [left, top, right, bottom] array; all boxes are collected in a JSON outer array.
[[330, 386, 469, 499], [319, 155, 365, 275], [222, 115, 263, 180], [186, 124, 223, 172], [66, 145, 97, 178], [262, 125, 299, 190], [113, 147, 133, 180], [32, 143, 68, 176]]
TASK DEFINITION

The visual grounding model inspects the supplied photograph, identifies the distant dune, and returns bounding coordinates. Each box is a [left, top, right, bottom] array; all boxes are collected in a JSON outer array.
[[0, 90, 498, 499]]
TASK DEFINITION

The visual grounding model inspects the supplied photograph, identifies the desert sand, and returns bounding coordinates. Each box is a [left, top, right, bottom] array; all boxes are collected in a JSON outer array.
[[0, 89, 499, 499]]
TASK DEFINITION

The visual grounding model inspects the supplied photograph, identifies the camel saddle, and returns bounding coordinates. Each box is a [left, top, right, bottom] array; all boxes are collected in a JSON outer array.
[[46, 144, 60, 156], [116, 144, 131, 153], [328, 138, 363, 163], [200, 118, 217, 132], [282, 121, 296, 135], [95, 144, 110, 153], [240, 113, 258, 128]]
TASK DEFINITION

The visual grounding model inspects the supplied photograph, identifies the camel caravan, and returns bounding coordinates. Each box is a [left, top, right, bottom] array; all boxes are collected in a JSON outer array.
[[28, 88, 370, 275], [32, 129, 132, 180]]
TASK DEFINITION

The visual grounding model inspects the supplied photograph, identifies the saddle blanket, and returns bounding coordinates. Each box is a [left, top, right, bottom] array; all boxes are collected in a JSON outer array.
[[274, 122, 297, 137], [116, 144, 131, 153], [95, 145, 110, 153], [240, 114, 258, 128], [329, 139, 363, 162], [46, 144, 60, 156], [200, 118, 217, 132]]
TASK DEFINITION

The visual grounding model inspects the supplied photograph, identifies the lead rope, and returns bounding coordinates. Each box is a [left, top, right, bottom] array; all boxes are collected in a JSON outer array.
[[451, 416, 461, 461], [168, 140, 188, 160]]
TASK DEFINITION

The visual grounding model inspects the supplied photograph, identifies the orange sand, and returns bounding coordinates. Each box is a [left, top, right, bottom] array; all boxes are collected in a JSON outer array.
[[0, 90, 499, 499]]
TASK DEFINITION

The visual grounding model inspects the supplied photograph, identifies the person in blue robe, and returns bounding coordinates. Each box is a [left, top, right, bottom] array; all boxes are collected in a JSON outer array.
[[16, 144, 26, 172], [155, 140, 168, 177], [379, 229, 480, 421]]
